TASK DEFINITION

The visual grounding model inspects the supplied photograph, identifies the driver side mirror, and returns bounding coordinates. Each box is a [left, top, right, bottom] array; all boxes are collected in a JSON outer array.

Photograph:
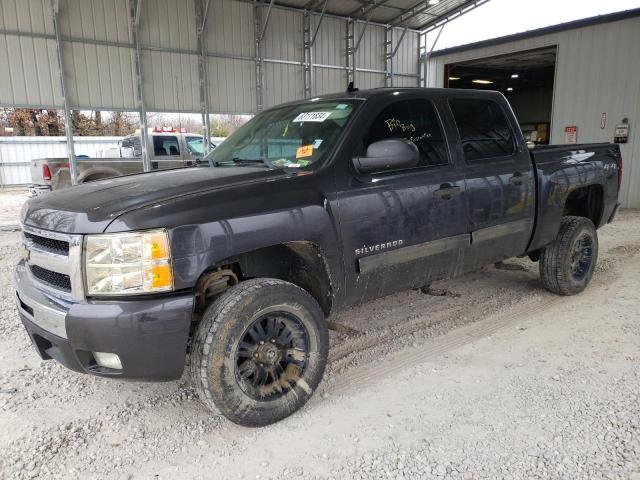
[[352, 139, 419, 174]]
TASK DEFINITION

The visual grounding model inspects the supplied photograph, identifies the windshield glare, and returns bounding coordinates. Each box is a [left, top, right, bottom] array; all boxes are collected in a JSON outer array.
[[204, 101, 358, 171], [186, 136, 205, 156]]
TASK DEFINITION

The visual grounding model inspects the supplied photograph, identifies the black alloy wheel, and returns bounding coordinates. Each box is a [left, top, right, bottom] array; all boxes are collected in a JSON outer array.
[[234, 313, 309, 400]]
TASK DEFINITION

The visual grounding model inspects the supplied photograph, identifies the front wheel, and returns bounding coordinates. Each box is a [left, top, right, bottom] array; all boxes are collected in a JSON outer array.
[[189, 278, 329, 427], [539, 216, 598, 295]]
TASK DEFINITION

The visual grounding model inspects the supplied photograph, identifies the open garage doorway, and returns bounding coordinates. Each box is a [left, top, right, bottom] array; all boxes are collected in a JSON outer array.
[[445, 46, 557, 145]]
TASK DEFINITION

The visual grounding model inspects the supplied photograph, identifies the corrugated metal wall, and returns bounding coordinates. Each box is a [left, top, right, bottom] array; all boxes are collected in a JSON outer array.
[[312, 15, 346, 95], [426, 15, 640, 208], [0, 0, 62, 108], [0, 0, 420, 115], [0, 0, 421, 185], [0, 136, 122, 184]]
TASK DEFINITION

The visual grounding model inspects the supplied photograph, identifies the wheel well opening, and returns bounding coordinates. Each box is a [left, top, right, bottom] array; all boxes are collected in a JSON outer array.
[[194, 242, 333, 317], [564, 185, 603, 227], [80, 171, 118, 183]]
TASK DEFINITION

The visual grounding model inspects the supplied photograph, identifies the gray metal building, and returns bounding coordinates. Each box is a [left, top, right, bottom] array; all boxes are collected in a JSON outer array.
[[426, 9, 640, 208]]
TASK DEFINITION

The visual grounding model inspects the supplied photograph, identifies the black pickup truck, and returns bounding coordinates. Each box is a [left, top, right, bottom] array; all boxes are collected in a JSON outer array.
[[16, 88, 622, 426]]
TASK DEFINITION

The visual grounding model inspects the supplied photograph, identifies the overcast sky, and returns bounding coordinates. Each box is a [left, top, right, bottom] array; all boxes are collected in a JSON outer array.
[[428, 0, 640, 51]]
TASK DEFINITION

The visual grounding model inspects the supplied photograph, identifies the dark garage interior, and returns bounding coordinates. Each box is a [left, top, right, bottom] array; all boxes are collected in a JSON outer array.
[[445, 46, 557, 144]]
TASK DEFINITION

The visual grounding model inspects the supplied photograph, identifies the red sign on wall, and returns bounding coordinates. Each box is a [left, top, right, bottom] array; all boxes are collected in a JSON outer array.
[[564, 125, 578, 144]]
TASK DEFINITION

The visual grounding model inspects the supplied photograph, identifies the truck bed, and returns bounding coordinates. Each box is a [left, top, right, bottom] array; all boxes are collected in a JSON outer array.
[[528, 142, 622, 251]]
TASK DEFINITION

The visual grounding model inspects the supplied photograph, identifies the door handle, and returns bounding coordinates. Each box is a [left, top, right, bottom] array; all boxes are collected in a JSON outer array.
[[433, 184, 461, 200]]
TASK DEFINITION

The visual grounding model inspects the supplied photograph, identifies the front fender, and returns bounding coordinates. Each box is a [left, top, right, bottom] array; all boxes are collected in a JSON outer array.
[[103, 174, 344, 300], [167, 204, 342, 292]]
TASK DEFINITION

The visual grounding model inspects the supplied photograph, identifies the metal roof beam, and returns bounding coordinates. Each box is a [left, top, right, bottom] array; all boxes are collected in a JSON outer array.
[[200, 0, 211, 33], [232, 0, 422, 32], [348, 0, 400, 18], [303, 0, 325, 10], [389, 25, 408, 57], [134, 0, 142, 27], [257, 0, 275, 43], [387, 0, 438, 27], [421, 0, 490, 32], [309, 0, 329, 46], [353, 17, 370, 53]]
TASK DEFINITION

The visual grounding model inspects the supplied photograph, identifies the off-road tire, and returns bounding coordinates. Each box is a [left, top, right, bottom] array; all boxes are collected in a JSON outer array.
[[539, 216, 598, 295], [189, 278, 328, 427]]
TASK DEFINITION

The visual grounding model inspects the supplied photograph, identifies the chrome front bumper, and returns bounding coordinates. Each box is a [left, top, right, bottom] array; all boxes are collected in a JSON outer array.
[[15, 261, 68, 338]]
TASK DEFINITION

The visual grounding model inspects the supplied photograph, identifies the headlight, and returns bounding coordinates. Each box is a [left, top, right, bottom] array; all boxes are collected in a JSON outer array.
[[84, 229, 173, 296]]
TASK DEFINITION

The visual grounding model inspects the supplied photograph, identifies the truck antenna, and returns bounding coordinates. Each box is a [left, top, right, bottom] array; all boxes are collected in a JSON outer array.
[[347, 81, 359, 93]]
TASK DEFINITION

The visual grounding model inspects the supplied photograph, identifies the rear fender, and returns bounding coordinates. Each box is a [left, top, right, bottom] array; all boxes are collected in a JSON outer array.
[[529, 178, 605, 251], [77, 167, 122, 183]]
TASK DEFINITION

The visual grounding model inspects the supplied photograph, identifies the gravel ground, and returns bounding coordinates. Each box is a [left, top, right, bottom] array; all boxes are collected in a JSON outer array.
[[0, 204, 638, 480], [0, 189, 27, 230]]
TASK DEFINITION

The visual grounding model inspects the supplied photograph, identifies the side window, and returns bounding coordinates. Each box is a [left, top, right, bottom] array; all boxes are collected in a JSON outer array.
[[449, 98, 515, 161], [364, 99, 449, 167], [153, 136, 180, 156]]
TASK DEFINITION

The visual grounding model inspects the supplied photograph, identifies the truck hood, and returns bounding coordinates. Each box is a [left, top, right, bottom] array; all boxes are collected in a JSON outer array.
[[22, 166, 287, 234]]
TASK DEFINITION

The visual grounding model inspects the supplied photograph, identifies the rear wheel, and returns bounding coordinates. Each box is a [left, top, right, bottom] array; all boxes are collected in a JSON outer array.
[[539, 216, 598, 295], [189, 278, 328, 427]]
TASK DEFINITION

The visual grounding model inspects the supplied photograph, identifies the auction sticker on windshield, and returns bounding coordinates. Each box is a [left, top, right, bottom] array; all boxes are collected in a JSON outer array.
[[296, 145, 314, 158], [293, 111, 332, 123]]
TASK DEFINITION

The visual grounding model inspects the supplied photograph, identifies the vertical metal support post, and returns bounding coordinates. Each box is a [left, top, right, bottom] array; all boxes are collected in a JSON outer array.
[[196, 0, 212, 154], [303, 11, 312, 98], [130, 0, 150, 172], [302, 1, 326, 98], [346, 19, 355, 87], [418, 31, 425, 87], [253, 1, 264, 112], [50, 0, 77, 185], [384, 26, 393, 87]]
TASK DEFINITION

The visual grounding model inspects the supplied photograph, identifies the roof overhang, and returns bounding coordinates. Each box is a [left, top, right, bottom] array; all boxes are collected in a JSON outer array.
[[253, 0, 490, 31]]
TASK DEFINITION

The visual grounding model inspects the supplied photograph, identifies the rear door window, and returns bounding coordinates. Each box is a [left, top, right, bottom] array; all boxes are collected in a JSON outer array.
[[448, 98, 515, 161], [153, 136, 180, 156], [363, 99, 449, 168]]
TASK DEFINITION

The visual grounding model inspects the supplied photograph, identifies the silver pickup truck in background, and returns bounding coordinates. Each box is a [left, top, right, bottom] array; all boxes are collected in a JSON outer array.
[[29, 129, 224, 195]]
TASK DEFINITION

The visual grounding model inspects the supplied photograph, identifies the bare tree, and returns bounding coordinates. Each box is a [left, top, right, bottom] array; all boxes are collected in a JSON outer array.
[[0, 108, 65, 136], [209, 114, 250, 136]]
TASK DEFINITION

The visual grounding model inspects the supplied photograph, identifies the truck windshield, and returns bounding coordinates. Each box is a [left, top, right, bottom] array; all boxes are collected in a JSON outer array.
[[202, 100, 359, 171]]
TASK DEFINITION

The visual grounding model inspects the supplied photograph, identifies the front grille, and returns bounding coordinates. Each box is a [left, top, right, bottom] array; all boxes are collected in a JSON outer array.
[[25, 232, 69, 255], [30, 265, 72, 292]]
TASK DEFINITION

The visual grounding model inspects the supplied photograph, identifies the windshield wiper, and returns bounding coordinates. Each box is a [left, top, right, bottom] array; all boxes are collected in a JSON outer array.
[[225, 157, 274, 168], [197, 151, 274, 169], [231, 157, 267, 164]]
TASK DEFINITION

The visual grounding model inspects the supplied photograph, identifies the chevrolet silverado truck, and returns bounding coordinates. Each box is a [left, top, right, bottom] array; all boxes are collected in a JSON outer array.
[[28, 130, 216, 195], [15, 88, 622, 427]]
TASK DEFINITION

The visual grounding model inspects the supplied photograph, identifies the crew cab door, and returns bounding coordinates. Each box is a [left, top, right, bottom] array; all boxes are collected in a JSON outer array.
[[446, 95, 535, 268], [334, 96, 469, 306]]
